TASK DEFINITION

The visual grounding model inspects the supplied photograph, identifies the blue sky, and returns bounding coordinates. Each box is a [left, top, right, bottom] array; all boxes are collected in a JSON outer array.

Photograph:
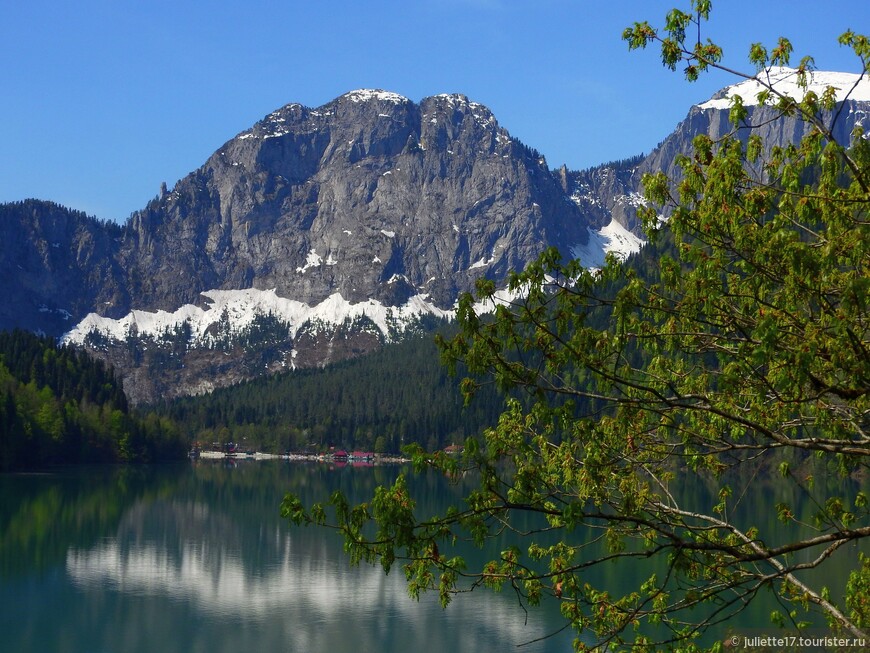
[[1, 0, 865, 223]]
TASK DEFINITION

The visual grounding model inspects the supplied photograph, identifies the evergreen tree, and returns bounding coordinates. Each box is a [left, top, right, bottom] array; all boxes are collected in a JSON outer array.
[[0, 329, 185, 468]]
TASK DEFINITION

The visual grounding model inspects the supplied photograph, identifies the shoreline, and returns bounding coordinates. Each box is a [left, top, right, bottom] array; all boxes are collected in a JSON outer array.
[[194, 450, 410, 463]]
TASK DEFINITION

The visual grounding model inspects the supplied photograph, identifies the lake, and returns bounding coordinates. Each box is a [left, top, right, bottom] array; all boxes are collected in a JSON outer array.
[[1, 459, 864, 652], [0, 461, 577, 653]]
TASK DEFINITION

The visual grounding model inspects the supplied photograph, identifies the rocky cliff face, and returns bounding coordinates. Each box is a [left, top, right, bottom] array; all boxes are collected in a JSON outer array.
[[121, 90, 587, 315], [3, 69, 867, 403]]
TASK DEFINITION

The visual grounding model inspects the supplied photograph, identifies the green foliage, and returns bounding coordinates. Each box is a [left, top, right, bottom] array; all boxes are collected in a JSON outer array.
[[0, 329, 186, 469], [846, 554, 870, 629], [283, 7, 870, 651]]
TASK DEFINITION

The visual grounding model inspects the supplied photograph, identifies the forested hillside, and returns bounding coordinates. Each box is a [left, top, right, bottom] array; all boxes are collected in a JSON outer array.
[[155, 235, 680, 456], [157, 329, 505, 453], [0, 330, 186, 469]]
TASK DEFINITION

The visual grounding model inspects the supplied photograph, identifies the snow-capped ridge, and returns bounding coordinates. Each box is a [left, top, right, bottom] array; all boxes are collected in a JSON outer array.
[[697, 67, 870, 111], [343, 89, 410, 104]]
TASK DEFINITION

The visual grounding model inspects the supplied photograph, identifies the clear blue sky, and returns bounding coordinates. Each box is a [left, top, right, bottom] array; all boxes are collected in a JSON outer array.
[[1, 0, 865, 223]]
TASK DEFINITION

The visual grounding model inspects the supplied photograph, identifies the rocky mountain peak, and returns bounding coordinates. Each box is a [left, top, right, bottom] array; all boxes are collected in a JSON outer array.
[[122, 90, 587, 318]]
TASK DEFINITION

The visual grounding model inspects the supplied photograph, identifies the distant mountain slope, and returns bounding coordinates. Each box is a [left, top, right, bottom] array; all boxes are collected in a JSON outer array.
[[156, 327, 504, 454], [0, 200, 128, 334], [569, 67, 870, 236]]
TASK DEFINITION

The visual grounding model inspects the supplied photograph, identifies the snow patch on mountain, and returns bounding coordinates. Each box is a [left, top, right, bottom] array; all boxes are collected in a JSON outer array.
[[570, 220, 645, 269], [472, 287, 521, 316], [62, 289, 453, 349], [296, 250, 323, 273], [343, 89, 410, 104], [469, 252, 497, 270]]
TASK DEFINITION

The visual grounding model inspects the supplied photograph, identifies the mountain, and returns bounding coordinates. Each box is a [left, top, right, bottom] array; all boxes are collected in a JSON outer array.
[[120, 90, 589, 313], [2, 68, 868, 403], [566, 67, 870, 237]]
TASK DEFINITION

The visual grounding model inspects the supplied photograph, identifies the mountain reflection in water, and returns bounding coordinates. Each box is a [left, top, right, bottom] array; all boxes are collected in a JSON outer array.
[[2, 463, 575, 653]]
